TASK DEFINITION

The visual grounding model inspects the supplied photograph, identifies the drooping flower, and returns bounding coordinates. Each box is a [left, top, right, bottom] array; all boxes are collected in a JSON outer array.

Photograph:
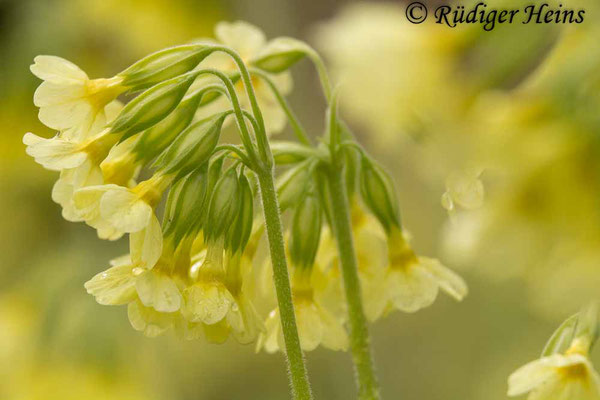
[[508, 338, 600, 400], [31, 56, 126, 133], [257, 265, 348, 353], [378, 226, 468, 315]]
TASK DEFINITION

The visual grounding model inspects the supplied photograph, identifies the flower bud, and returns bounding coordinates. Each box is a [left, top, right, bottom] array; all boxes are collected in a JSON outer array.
[[289, 192, 322, 269], [119, 44, 212, 90], [276, 160, 311, 211], [110, 71, 200, 139], [153, 112, 225, 177], [132, 88, 204, 160], [226, 173, 254, 254], [205, 167, 241, 241], [162, 166, 208, 243], [251, 38, 311, 73], [359, 157, 400, 234]]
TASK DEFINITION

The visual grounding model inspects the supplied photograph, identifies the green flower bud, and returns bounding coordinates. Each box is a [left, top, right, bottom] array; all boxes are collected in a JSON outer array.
[[359, 157, 400, 233], [111, 71, 200, 139], [119, 44, 212, 90], [276, 160, 311, 211], [162, 166, 208, 243], [226, 173, 254, 254], [205, 167, 241, 241], [251, 38, 311, 73], [289, 192, 322, 270], [153, 112, 225, 177], [133, 88, 204, 161]]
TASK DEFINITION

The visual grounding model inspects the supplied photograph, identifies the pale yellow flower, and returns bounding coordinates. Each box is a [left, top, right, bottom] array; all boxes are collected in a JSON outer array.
[[380, 227, 467, 314], [315, 202, 388, 322], [508, 339, 600, 400], [85, 215, 164, 305], [194, 21, 293, 134], [31, 56, 125, 131], [183, 239, 235, 325], [31, 55, 125, 132], [257, 266, 348, 353], [73, 172, 173, 235]]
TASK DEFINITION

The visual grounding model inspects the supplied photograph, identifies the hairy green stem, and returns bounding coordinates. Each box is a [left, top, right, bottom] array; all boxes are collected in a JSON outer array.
[[327, 166, 381, 400], [256, 170, 313, 400]]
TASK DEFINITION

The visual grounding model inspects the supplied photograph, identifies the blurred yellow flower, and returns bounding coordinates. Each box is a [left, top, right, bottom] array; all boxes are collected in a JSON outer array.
[[508, 338, 600, 400]]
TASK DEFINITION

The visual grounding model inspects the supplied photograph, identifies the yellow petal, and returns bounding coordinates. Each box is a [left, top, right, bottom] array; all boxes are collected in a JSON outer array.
[[135, 270, 182, 313], [387, 267, 438, 313], [84, 264, 137, 305], [215, 21, 266, 58], [30, 55, 88, 83], [100, 187, 152, 233], [23, 132, 86, 171], [183, 283, 233, 325], [420, 257, 468, 301], [127, 300, 173, 338], [295, 301, 323, 351]]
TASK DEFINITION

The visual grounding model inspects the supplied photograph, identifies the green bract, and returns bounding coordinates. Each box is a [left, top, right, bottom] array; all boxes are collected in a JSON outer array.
[[119, 44, 213, 90], [111, 72, 200, 139], [359, 157, 400, 233], [251, 37, 311, 73], [227, 173, 254, 254], [289, 192, 322, 269], [205, 167, 241, 241], [153, 112, 225, 176]]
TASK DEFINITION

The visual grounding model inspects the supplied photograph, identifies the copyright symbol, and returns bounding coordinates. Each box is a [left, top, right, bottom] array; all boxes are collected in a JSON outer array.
[[406, 2, 428, 24]]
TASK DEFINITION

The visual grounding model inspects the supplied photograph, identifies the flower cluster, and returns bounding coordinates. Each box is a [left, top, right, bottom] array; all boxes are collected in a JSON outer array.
[[25, 20, 467, 354]]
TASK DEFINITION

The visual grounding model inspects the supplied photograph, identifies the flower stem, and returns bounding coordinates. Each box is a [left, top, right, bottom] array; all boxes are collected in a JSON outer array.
[[327, 166, 381, 400], [256, 169, 313, 400]]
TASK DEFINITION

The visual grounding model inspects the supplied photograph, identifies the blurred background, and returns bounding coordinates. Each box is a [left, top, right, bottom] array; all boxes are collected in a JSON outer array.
[[1, 0, 598, 399]]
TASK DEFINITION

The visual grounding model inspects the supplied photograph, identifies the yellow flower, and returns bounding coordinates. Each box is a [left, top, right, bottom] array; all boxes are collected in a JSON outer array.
[[315, 202, 388, 322], [508, 338, 600, 400], [31, 55, 125, 132], [73, 172, 173, 235], [380, 227, 468, 314], [194, 21, 292, 134], [257, 266, 348, 353], [84, 215, 163, 305], [183, 238, 235, 325]]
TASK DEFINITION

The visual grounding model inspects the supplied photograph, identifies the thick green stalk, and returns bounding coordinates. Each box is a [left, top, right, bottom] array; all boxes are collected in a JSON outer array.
[[256, 169, 313, 400], [327, 166, 381, 400]]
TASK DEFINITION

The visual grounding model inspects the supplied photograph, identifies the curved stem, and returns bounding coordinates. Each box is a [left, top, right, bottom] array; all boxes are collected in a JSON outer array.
[[307, 50, 332, 104], [249, 68, 311, 146], [327, 166, 381, 400], [256, 169, 314, 400], [213, 143, 252, 167]]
